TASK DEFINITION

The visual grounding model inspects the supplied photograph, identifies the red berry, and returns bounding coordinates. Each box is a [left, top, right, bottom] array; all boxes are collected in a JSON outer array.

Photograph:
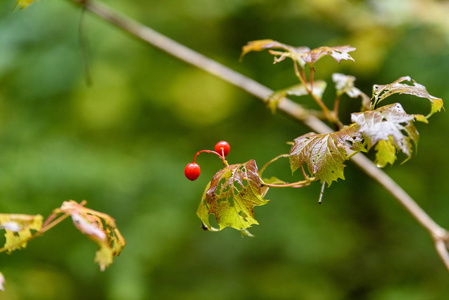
[[185, 162, 201, 181], [215, 141, 230, 157]]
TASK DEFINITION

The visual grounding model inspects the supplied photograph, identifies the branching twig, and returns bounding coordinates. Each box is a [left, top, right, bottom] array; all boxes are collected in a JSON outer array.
[[70, 0, 449, 272]]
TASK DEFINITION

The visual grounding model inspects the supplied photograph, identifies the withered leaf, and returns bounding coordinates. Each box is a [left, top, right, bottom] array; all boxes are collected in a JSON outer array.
[[289, 126, 364, 185], [197, 160, 269, 235], [57, 201, 126, 271], [0, 214, 43, 253], [372, 76, 443, 117]]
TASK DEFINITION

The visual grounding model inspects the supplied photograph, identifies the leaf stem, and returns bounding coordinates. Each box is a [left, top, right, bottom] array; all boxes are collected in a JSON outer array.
[[309, 68, 314, 92], [300, 165, 311, 180], [259, 154, 315, 188], [261, 179, 314, 188], [333, 94, 341, 121], [293, 61, 339, 127]]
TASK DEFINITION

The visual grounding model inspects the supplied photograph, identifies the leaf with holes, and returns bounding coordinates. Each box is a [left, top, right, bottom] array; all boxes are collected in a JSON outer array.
[[0, 214, 43, 253], [332, 73, 370, 111], [351, 103, 424, 166], [289, 126, 364, 185], [372, 76, 443, 118], [55, 201, 126, 271], [197, 160, 269, 235]]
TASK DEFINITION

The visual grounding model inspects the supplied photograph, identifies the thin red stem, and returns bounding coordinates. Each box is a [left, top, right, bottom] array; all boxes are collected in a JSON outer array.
[[193, 150, 227, 165], [309, 68, 314, 92], [262, 179, 314, 188], [333, 94, 341, 121]]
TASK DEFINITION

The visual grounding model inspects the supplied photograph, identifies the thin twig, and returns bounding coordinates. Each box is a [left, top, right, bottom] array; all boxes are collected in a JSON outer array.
[[435, 239, 449, 273], [69, 0, 449, 272]]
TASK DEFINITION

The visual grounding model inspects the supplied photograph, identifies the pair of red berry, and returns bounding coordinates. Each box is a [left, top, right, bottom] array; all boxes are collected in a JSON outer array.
[[184, 141, 230, 181]]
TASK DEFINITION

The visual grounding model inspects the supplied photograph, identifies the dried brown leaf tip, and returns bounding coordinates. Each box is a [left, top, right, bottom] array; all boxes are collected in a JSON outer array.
[[0, 214, 43, 253], [57, 200, 126, 271]]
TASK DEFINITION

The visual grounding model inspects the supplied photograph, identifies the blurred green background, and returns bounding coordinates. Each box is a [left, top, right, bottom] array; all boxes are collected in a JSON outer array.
[[1, 0, 449, 299]]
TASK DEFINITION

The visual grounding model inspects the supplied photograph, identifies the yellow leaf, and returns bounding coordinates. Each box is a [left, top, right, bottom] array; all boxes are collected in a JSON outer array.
[[0, 214, 43, 253], [374, 139, 397, 168], [94, 246, 114, 272]]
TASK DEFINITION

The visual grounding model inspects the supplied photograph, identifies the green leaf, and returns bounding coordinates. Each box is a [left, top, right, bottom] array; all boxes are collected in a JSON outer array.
[[332, 73, 371, 111], [351, 103, 420, 164], [56, 201, 126, 271], [266, 81, 327, 113], [197, 160, 269, 235], [372, 76, 444, 118], [289, 126, 364, 185], [0, 214, 43, 253]]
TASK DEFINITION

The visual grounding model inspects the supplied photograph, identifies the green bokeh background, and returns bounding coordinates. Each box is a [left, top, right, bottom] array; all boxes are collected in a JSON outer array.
[[1, 0, 449, 299]]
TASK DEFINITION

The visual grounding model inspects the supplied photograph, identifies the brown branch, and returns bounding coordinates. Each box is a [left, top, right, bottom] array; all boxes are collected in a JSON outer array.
[[70, 0, 449, 272]]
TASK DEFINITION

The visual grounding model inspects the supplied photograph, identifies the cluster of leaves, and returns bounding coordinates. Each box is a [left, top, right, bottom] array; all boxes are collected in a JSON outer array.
[[0, 200, 126, 287], [197, 39, 443, 236]]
